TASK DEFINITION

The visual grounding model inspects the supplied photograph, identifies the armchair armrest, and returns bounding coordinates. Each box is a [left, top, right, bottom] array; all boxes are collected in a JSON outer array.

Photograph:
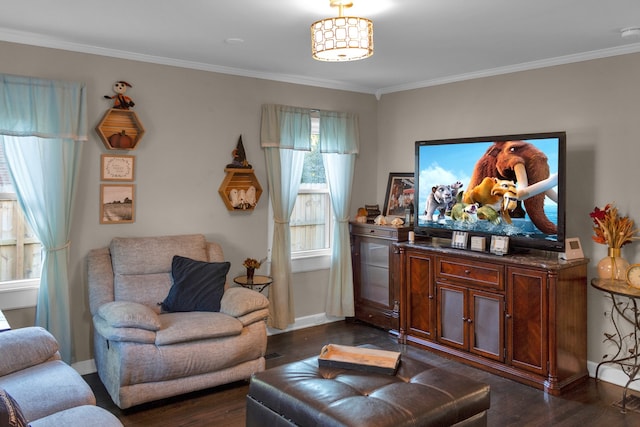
[[93, 302, 160, 344], [220, 287, 269, 318], [97, 301, 161, 331], [0, 327, 59, 377]]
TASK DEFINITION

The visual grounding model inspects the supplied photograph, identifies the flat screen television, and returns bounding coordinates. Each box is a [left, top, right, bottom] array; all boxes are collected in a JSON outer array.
[[414, 132, 566, 252]]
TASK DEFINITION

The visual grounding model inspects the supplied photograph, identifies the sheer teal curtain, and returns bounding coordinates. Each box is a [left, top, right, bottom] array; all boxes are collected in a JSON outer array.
[[320, 111, 359, 317], [260, 104, 310, 328], [0, 74, 87, 362]]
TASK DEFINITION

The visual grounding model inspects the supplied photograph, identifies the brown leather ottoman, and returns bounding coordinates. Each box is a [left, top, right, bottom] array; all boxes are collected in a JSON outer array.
[[246, 350, 490, 427]]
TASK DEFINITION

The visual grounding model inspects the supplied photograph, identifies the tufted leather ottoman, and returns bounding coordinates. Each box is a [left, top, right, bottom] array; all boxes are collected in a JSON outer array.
[[246, 349, 490, 427]]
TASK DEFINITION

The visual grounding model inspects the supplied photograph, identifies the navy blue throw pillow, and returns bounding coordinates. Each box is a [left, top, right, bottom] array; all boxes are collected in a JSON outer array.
[[161, 256, 230, 313]]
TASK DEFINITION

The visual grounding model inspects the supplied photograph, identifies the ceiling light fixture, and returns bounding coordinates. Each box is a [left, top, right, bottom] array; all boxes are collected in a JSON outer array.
[[311, 0, 373, 62]]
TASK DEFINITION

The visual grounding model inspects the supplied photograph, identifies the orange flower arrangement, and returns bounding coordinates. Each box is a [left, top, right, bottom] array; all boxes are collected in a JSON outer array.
[[589, 203, 638, 248], [243, 257, 265, 269]]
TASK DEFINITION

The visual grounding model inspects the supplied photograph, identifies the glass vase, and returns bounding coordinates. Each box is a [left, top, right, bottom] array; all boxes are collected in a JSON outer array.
[[597, 247, 629, 281], [246, 267, 255, 282]]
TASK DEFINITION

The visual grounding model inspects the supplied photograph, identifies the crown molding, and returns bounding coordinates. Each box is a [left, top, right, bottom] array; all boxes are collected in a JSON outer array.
[[3, 27, 640, 98]]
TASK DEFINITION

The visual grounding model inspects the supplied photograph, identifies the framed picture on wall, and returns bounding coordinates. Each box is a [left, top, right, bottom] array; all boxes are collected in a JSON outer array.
[[100, 184, 135, 224], [101, 154, 135, 181], [383, 172, 415, 219]]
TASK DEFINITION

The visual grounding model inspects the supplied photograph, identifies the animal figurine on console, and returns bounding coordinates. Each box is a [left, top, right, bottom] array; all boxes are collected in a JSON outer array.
[[374, 215, 388, 225], [424, 181, 463, 221]]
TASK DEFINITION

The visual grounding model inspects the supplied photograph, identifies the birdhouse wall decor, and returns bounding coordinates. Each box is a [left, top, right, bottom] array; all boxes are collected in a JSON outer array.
[[219, 136, 262, 211]]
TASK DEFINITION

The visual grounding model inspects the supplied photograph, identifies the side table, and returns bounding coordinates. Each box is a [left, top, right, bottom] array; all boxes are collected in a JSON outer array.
[[591, 278, 640, 413], [234, 275, 273, 294]]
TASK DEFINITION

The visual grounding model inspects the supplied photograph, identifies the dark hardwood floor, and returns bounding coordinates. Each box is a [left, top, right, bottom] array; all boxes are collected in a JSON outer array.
[[84, 320, 640, 426]]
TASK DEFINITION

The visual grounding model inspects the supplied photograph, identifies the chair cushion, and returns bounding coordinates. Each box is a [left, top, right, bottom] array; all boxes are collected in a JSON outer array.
[[0, 388, 28, 427], [155, 312, 243, 345], [161, 256, 230, 313]]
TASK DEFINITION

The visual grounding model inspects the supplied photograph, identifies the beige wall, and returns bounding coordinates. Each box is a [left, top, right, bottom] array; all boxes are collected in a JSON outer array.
[[0, 40, 379, 363], [376, 53, 640, 369], [3, 39, 640, 379]]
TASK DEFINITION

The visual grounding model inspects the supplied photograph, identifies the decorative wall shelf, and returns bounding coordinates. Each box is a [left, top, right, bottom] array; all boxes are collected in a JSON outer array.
[[96, 109, 145, 150], [218, 168, 262, 211]]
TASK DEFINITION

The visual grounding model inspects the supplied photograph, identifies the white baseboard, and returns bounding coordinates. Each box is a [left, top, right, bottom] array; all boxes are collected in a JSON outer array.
[[72, 358, 96, 376], [587, 360, 640, 392], [72, 313, 344, 376], [267, 313, 344, 336]]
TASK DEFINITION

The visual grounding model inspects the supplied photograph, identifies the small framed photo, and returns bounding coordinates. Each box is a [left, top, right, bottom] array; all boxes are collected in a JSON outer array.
[[100, 184, 135, 224], [451, 231, 468, 249], [490, 235, 509, 256], [560, 237, 584, 260], [101, 154, 135, 181], [383, 172, 415, 219], [470, 236, 486, 252]]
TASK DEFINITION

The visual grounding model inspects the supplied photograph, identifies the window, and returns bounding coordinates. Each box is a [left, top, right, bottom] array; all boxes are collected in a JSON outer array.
[[290, 129, 332, 258], [268, 116, 333, 272], [0, 144, 42, 309]]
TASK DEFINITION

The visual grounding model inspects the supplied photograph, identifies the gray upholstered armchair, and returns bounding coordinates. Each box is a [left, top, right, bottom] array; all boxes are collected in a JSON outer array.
[[0, 327, 122, 426], [87, 234, 269, 409]]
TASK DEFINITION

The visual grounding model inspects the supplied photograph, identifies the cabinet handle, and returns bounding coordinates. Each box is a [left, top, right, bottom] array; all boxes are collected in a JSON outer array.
[[464, 269, 471, 275], [370, 229, 375, 233], [505, 313, 512, 319], [428, 295, 434, 299], [467, 318, 473, 323]]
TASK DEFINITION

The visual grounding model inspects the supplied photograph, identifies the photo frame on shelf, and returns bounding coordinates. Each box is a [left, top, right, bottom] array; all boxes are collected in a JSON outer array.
[[559, 237, 584, 260], [451, 231, 468, 249], [470, 236, 486, 252], [101, 154, 135, 181], [383, 172, 415, 219], [490, 235, 509, 256], [100, 184, 135, 224]]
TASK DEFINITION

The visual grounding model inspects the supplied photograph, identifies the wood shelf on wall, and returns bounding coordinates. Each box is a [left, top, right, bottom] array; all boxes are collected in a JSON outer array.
[[96, 109, 145, 150], [218, 168, 262, 211]]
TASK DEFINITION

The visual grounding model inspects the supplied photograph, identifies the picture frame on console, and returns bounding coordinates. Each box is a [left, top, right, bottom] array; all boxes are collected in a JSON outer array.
[[383, 172, 415, 219]]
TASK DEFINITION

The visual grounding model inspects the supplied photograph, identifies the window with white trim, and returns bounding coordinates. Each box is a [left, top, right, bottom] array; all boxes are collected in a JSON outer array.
[[268, 116, 333, 272], [290, 126, 333, 259], [0, 144, 42, 305]]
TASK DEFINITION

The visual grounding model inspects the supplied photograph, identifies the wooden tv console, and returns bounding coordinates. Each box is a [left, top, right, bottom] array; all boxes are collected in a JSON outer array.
[[395, 240, 589, 395]]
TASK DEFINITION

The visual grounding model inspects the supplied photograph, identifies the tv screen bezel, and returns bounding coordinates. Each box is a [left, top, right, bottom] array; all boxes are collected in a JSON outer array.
[[414, 131, 567, 253]]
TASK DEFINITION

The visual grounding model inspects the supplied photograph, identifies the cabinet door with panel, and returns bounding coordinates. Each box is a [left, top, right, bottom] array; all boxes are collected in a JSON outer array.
[[437, 283, 505, 362], [506, 266, 548, 376], [350, 223, 408, 331], [404, 251, 435, 341]]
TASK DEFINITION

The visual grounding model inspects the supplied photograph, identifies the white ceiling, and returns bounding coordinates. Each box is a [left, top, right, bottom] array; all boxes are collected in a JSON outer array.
[[2, 0, 640, 96]]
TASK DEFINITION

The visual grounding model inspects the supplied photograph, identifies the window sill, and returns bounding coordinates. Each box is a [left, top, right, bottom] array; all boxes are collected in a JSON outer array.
[[291, 254, 331, 273], [0, 279, 39, 310]]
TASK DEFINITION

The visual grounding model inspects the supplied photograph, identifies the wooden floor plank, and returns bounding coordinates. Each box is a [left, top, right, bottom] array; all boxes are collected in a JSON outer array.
[[84, 320, 640, 426]]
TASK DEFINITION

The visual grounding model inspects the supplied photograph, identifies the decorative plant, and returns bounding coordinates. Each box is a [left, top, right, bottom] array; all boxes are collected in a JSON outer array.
[[589, 203, 638, 249], [243, 257, 266, 269]]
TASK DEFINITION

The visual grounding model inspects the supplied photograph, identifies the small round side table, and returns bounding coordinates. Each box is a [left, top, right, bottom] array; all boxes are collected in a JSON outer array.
[[591, 278, 640, 413], [234, 274, 273, 293]]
